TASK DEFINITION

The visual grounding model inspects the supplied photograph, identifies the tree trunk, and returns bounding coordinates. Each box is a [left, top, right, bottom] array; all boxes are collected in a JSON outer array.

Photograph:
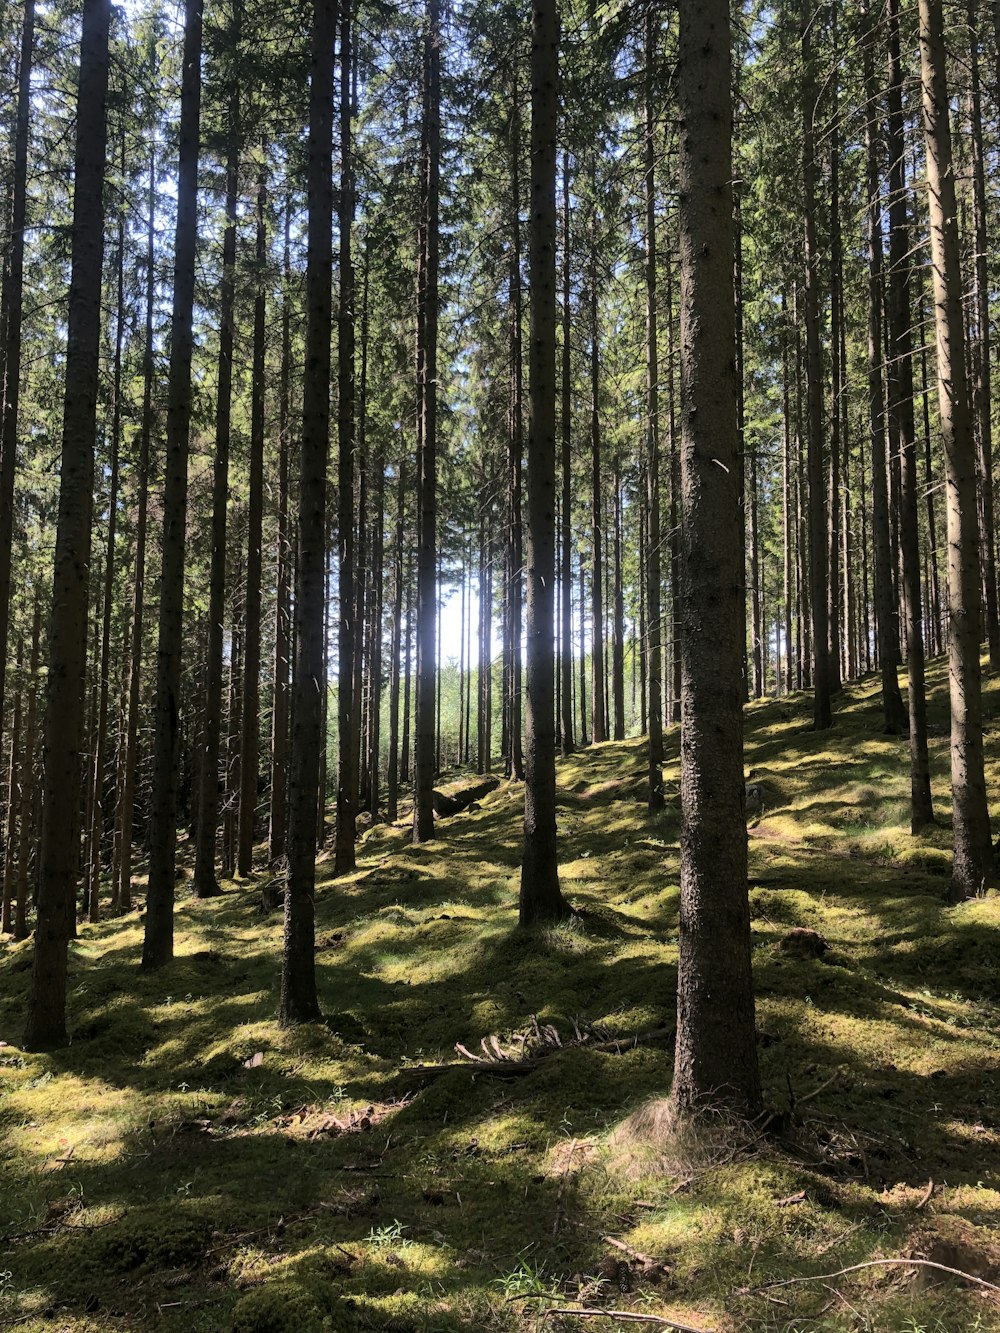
[[919, 0, 993, 896], [269, 202, 293, 864], [589, 225, 606, 745], [0, 0, 35, 756], [966, 0, 1000, 669], [14, 601, 39, 940], [281, 0, 334, 1024], [671, 0, 761, 1116], [801, 0, 832, 730], [519, 0, 568, 927], [863, 0, 907, 735], [24, 0, 111, 1047], [412, 0, 440, 844], [559, 152, 574, 757], [192, 79, 238, 901], [143, 0, 203, 969], [2, 636, 24, 934], [645, 19, 664, 811], [238, 178, 267, 876], [117, 144, 157, 917], [333, 0, 358, 873], [386, 457, 406, 821], [887, 0, 934, 829], [612, 452, 626, 738], [506, 88, 525, 781], [86, 201, 125, 921]]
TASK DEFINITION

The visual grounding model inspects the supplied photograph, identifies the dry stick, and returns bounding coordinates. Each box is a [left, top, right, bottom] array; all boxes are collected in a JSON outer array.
[[401, 1027, 673, 1081], [538, 1308, 713, 1332], [743, 1257, 1000, 1297], [602, 1234, 663, 1267], [915, 1178, 935, 1210]]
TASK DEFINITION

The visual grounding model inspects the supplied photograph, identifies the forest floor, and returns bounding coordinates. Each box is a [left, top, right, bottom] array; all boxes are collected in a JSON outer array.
[[4, 660, 1000, 1332]]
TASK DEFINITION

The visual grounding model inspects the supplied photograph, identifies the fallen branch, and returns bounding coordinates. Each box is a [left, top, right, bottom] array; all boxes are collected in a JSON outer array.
[[739, 1257, 1000, 1298], [915, 1179, 935, 1211], [537, 1307, 713, 1331], [602, 1235, 665, 1269], [399, 1027, 673, 1082]]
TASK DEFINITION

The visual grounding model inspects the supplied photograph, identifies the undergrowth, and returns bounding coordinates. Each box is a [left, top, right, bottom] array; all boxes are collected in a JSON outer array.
[[2, 654, 1000, 1330]]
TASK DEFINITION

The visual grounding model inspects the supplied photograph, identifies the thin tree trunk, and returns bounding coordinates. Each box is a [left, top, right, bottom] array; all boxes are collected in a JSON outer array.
[[560, 152, 574, 756], [117, 144, 157, 916], [863, 0, 906, 734], [966, 0, 999, 668], [24, 0, 110, 1047], [192, 79, 238, 900], [519, 0, 568, 926], [14, 602, 39, 940], [86, 202, 125, 921], [507, 87, 525, 781], [412, 0, 440, 844], [589, 225, 606, 745], [0, 0, 35, 753], [269, 202, 293, 864], [143, 0, 203, 969], [386, 457, 406, 821], [645, 15, 664, 810], [238, 177, 267, 875], [612, 452, 625, 738], [801, 0, 832, 730], [281, 0, 333, 1024], [334, 0, 358, 873], [2, 636, 23, 934], [887, 0, 934, 827], [919, 0, 992, 895], [578, 562, 588, 745]]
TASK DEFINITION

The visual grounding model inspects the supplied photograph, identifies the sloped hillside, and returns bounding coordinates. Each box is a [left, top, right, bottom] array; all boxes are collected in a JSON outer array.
[[3, 659, 1000, 1332]]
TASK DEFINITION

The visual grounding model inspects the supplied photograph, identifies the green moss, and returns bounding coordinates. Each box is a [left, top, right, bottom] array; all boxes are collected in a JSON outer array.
[[229, 1279, 348, 1333]]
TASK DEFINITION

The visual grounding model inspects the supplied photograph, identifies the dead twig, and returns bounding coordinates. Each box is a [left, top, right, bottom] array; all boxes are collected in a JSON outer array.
[[602, 1234, 664, 1268], [915, 1179, 935, 1211], [537, 1307, 713, 1331], [796, 1069, 842, 1108], [739, 1257, 1000, 1297], [400, 1027, 674, 1082]]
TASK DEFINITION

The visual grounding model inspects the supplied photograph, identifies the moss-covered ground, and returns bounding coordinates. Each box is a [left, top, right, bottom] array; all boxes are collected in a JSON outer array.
[[3, 656, 1000, 1331]]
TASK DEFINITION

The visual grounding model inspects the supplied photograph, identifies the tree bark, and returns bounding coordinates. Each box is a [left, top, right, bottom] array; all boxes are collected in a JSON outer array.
[[281, 0, 334, 1024], [559, 152, 574, 757], [0, 0, 35, 756], [863, 0, 907, 736], [117, 146, 157, 916], [919, 0, 993, 896], [24, 0, 111, 1047], [2, 636, 23, 934], [269, 202, 293, 864], [886, 0, 934, 830], [519, 0, 569, 927], [142, 0, 203, 969], [671, 0, 760, 1116], [966, 0, 1000, 669], [14, 602, 39, 940], [801, 0, 832, 730], [412, 0, 440, 844], [645, 18, 663, 812], [192, 76, 238, 901], [333, 0, 358, 874], [238, 178, 267, 876], [588, 221, 606, 745]]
